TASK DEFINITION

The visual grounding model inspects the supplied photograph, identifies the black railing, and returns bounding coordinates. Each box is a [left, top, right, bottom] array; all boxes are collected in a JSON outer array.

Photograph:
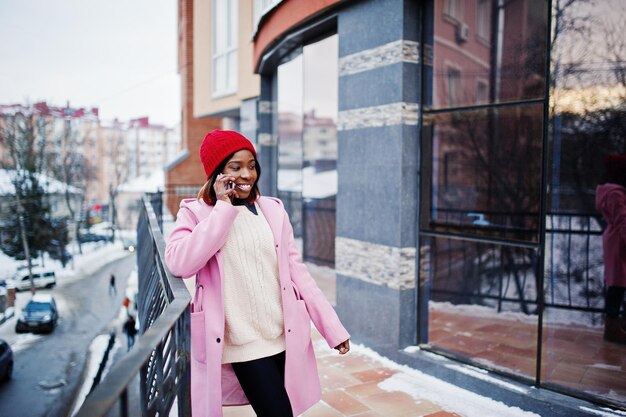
[[76, 196, 191, 417], [428, 211, 605, 317]]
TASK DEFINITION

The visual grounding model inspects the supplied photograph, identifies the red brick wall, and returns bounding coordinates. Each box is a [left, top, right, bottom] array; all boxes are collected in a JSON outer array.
[[253, 0, 341, 69], [167, 0, 221, 218]]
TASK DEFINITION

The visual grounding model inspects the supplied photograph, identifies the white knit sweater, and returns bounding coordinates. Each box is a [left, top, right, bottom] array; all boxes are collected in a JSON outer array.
[[220, 204, 285, 364]]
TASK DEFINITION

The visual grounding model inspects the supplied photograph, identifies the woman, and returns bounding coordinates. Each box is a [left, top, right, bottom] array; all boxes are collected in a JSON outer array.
[[596, 154, 626, 344], [165, 129, 350, 417]]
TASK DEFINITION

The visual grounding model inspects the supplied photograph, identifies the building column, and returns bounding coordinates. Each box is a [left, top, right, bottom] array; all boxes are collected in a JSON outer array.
[[335, 0, 420, 352]]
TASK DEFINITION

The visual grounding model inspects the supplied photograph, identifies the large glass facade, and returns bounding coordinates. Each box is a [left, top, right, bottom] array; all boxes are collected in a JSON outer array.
[[542, 0, 626, 404], [276, 34, 338, 266], [420, 0, 626, 407], [421, 0, 548, 381]]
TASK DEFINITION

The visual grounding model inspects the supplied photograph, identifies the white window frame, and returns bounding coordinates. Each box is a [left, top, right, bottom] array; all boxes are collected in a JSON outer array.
[[445, 63, 462, 106], [443, 0, 462, 22], [253, 0, 283, 30], [212, 0, 238, 97], [476, 0, 491, 42]]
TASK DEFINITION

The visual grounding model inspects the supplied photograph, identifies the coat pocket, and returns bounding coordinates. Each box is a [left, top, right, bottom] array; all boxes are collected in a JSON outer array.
[[294, 299, 312, 351], [190, 286, 207, 364]]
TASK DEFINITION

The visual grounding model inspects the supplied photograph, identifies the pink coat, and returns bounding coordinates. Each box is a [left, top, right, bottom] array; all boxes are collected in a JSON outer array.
[[165, 196, 350, 417], [596, 183, 626, 287]]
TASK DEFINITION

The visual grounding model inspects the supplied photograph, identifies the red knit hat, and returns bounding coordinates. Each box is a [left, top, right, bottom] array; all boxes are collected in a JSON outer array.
[[199, 130, 257, 178]]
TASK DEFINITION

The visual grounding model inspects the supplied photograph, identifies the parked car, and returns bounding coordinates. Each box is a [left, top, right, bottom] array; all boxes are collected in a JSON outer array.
[[123, 240, 136, 253], [50, 240, 73, 264], [0, 339, 12, 382], [79, 232, 110, 243], [8, 267, 56, 291], [15, 294, 59, 334]]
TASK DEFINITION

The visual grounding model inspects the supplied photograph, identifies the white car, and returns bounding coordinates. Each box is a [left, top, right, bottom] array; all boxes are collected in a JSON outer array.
[[9, 268, 56, 291]]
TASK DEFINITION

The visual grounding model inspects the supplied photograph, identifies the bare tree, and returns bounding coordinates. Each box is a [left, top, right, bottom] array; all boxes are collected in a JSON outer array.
[[104, 123, 129, 243], [49, 117, 98, 255]]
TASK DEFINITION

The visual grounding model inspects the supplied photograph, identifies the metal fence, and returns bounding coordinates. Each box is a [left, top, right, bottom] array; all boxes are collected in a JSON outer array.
[[427, 211, 605, 316], [76, 196, 191, 417]]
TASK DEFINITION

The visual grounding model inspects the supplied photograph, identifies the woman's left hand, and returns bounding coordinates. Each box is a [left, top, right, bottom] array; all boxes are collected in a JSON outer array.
[[334, 339, 350, 355]]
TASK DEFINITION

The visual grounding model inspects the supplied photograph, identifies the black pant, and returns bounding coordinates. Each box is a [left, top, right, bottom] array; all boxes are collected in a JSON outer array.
[[231, 351, 293, 417], [606, 286, 625, 318]]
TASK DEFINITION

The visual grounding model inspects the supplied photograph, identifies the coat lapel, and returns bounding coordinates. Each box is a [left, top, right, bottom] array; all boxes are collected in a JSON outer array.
[[257, 197, 283, 246]]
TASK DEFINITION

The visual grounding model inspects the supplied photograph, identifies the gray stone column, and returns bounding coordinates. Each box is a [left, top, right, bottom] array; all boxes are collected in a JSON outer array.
[[335, 0, 420, 352]]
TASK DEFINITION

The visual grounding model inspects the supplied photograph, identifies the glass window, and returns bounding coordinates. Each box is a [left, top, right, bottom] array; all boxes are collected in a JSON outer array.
[[421, 104, 544, 243], [421, 0, 552, 388], [275, 35, 338, 266], [422, 236, 539, 379], [476, 0, 491, 40], [277, 52, 304, 242], [426, 0, 547, 109], [443, 0, 462, 21], [445, 65, 462, 106], [212, 0, 238, 96], [303, 35, 338, 267], [542, 0, 626, 403]]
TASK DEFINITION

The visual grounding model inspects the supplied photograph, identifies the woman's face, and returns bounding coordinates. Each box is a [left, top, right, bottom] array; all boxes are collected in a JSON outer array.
[[222, 149, 258, 199]]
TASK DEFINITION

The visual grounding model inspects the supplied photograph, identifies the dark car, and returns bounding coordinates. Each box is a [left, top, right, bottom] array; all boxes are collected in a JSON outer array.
[[123, 240, 136, 253], [79, 232, 110, 243], [0, 339, 13, 381], [15, 294, 59, 334]]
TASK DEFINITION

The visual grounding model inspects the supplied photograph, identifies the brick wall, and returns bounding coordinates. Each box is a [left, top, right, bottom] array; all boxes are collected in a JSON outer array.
[[167, 0, 221, 218]]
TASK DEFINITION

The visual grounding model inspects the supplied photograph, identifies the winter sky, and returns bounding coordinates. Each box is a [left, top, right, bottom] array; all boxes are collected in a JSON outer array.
[[0, 0, 180, 127]]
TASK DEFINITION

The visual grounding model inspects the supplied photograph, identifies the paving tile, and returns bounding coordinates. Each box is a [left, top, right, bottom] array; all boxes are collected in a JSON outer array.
[[302, 401, 344, 417], [320, 365, 364, 391], [223, 405, 254, 416], [322, 390, 370, 415], [359, 391, 442, 417], [425, 411, 464, 417], [344, 381, 387, 399], [351, 412, 386, 417], [319, 352, 381, 373], [352, 367, 398, 384]]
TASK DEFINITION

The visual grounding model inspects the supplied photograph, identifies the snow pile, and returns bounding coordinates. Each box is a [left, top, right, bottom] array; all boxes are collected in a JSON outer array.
[[350, 342, 541, 417]]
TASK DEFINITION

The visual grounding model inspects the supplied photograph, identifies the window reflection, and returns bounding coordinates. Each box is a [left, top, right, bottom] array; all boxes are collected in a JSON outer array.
[[423, 236, 539, 378], [276, 35, 338, 266], [422, 104, 543, 242], [427, 0, 547, 109], [544, 0, 626, 402], [303, 35, 338, 267], [277, 53, 303, 239]]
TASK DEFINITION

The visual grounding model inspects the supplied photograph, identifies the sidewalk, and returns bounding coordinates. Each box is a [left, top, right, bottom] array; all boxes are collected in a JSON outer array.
[[222, 327, 539, 417], [222, 265, 539, 417], [101, 255, 620, 417]]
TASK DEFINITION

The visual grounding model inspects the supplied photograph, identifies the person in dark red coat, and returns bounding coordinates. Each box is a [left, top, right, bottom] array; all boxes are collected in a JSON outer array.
[[596, 154, 626, 344]]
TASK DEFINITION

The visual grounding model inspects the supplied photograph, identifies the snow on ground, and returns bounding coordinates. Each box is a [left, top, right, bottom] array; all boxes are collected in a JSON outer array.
[[69, 333, 121, 417], [351, 342, 542, 417]]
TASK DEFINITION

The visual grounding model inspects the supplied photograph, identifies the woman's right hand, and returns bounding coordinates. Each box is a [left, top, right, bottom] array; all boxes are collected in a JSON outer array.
[[214, 173, 235, 203]]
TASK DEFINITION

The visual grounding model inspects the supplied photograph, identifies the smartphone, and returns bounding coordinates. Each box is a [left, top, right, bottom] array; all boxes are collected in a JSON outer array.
[[226, 181, 235, 191]]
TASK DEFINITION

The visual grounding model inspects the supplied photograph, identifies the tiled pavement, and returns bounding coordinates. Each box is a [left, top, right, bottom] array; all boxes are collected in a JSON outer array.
[[223, 328, 463, 417], [222, 264, 533, 417]]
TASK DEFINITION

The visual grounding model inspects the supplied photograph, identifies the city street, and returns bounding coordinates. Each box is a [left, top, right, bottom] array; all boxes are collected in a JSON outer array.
[[0, 253, 135, 417]]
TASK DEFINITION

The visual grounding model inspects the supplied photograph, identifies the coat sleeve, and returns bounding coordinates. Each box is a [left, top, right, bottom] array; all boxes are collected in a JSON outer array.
[[606, 189, 626, 244], [165, 200, 239, 278], [281, 204, 350, 350]]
